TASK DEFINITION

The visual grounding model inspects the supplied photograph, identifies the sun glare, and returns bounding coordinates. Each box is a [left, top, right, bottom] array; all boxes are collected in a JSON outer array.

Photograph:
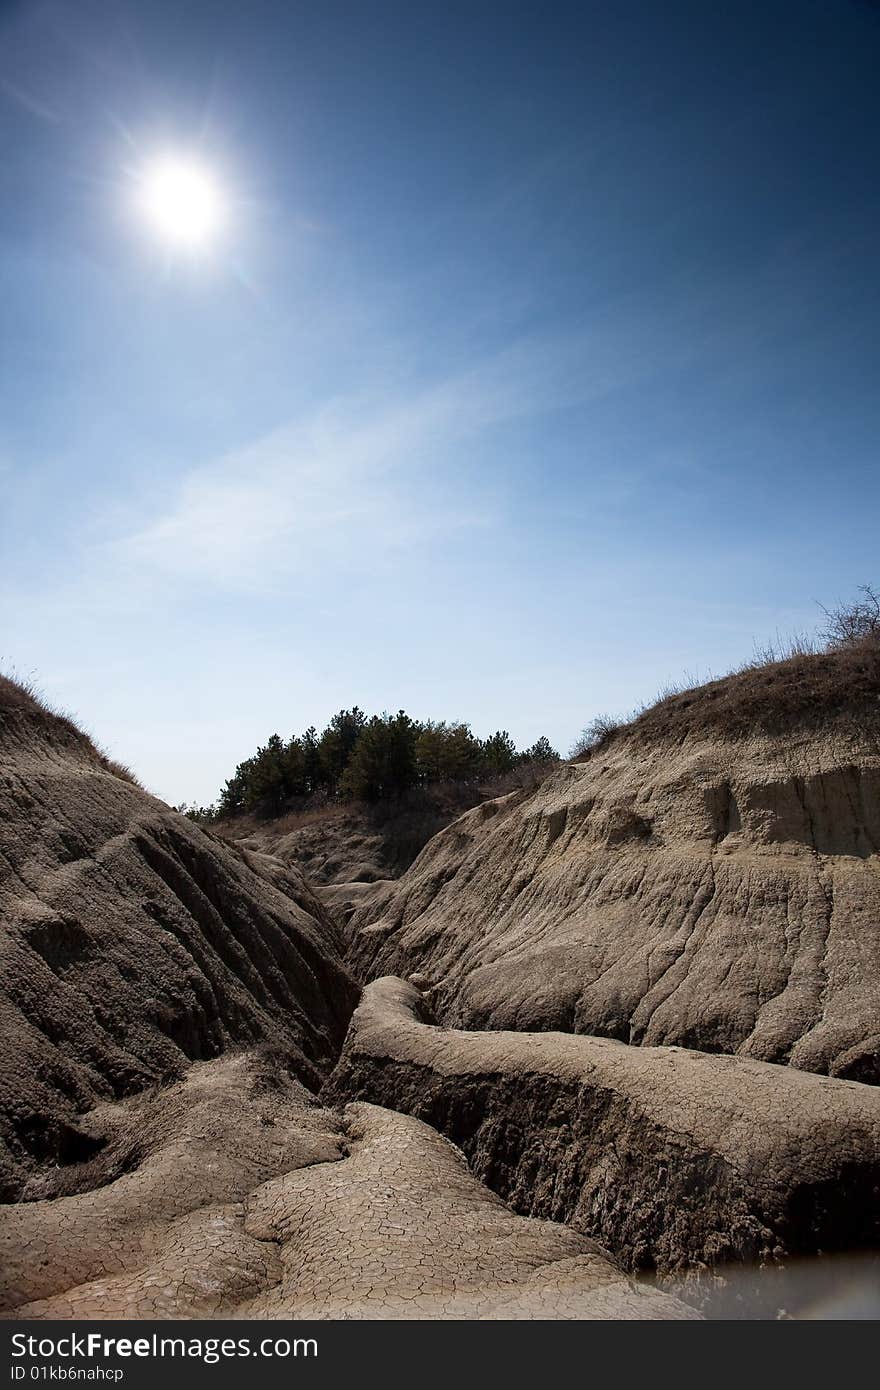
[[138, 157, 225, 248]]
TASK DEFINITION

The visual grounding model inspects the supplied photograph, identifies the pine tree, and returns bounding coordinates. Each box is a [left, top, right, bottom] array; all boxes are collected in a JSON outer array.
[[217, 761, 252, 818], [523, 735, 560, 764], [318, 707, 367, 792], [480, 729, 518, 775], [207, 707, 551, 818], [300, 726, 323, 794], [340, 710, 419, 801], [416, 721, 483, 783], [245, 734, 290, 815], [282, 735, 307, 797]]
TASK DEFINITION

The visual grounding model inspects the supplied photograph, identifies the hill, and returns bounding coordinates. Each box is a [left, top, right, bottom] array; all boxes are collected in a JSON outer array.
[[2, 629, 878, 1319], [0, 676, 357, 1199], [347, 637, 880, 1082]]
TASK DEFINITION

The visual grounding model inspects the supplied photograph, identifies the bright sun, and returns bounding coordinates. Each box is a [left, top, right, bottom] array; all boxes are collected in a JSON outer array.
[[138, 157, 225, 248]]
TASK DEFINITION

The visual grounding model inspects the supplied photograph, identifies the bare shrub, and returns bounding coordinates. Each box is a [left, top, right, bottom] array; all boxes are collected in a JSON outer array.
[[565, 585, 880, 754], [569, 714, 621, 758], [819, 584, 880, 649]]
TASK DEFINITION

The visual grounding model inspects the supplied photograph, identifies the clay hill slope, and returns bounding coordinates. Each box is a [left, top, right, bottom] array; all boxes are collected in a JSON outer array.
[[0, 678, 357, 1199], [348, 642, 880, 1082]]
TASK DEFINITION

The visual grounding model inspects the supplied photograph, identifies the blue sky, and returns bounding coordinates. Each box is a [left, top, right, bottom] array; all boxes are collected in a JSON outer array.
[[2, 0, 879, 804]]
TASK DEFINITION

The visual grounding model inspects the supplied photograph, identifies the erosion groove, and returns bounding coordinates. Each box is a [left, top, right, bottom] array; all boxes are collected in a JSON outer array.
[[348, 723, 880, 1080], [325, 978, 880, 1273], [0, 692, 358, 1198]]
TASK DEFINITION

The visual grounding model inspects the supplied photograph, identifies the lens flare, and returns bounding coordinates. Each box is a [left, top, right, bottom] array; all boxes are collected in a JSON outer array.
[[138, 157, 225, 248]]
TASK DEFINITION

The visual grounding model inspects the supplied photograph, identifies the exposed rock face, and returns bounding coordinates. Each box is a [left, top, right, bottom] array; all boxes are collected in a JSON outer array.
[[0, 686, 358, 1198], [326, 978, 880, 1272], [348, 722, 880, 1081], [0, 1054, 696, 1320]]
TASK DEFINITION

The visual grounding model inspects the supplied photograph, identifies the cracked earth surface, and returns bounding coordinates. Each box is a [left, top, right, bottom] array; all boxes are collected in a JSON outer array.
[[326, 977, 880, 1272], [0, 1054, 696, 1320]]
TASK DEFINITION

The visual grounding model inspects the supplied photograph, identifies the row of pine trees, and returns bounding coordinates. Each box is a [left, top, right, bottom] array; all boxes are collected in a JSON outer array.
[[194, 708, 559, 820]]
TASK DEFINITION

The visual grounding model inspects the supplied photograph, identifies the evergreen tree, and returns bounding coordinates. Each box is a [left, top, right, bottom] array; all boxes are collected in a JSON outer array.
[[217, 761, 252, 818], [282, 735, 307, 797], [245, 734, 290, 815], [523, 735, 560, 763], [300, 726, 323, 793], [417, 721, 483, 782], [206, 706, 555, 819], [340, 710, 419, 801], [318, 706, 367, 791], [480, 729, 518, 775]]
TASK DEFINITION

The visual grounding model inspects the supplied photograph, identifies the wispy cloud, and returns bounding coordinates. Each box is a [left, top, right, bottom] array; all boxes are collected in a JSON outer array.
[[114, 388, 492, 590], [20, 237, 834, 613], [110, 332, 625, 591], [0, 77, 62, 124], [108, 287, 755, 595]]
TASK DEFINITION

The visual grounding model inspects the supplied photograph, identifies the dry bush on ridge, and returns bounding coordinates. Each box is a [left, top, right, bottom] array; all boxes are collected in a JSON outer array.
[[820, 584, 880, 649], [626, 634, 880, 745], [569, 714, 623, 758]]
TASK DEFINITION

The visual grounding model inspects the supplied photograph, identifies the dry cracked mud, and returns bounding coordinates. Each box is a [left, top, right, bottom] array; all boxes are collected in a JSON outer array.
[[326, 977, 880, 1274], [0, 1053, 696, 1320]]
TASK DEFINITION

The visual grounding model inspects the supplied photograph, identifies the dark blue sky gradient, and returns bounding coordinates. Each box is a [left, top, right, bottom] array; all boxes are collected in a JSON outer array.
[[1, 1, 879, 801]]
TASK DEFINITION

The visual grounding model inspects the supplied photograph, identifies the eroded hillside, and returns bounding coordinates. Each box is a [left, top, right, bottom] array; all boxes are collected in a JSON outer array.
[[347, 644, 880, 1083], [2, 650, 879, 1320], [0, 678, 358, 1199]]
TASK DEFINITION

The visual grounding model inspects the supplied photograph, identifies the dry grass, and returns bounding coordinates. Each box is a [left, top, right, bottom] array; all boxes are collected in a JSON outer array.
[[0, 670, 142, 787], [573, 633, 880, 758], [100, 757, 143, 787], [210, 797, 351, 845], [0, 671, 63, 716]]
